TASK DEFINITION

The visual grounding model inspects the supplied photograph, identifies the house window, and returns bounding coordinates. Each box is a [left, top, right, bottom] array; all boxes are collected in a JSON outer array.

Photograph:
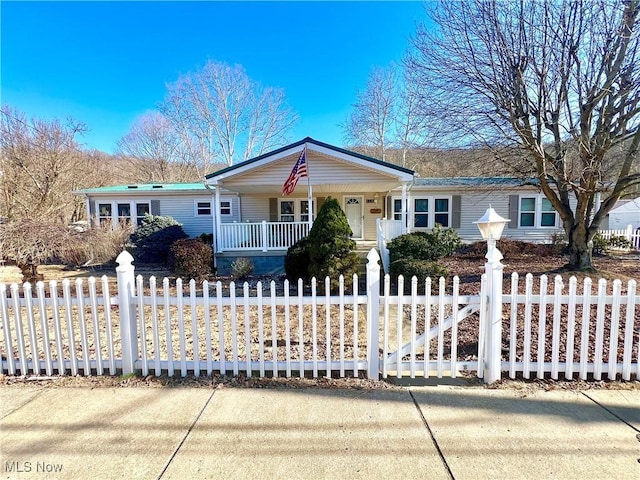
[[136, 203, 150, 226], [393, 199, 403, 221], [280, 200, 295, 222], [117, 203, 131, 224], [540, 198, 556, 227], [300, 200, 311, 222], [98, 203, 112, 226], [220, 200, 232, 216], [395, 196, 451, 229], [196, 201, 212, 216], [414, 198, 429, 228], [279, 198, 315, 222], [434, 198, 450, 227], [519, 196, 557, 228]]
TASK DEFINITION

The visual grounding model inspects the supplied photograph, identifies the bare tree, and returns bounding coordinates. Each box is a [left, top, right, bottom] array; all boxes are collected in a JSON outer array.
[[159, 61, 298, 167], [0, 106, 93, 223], [343, 66, 397, 161], [116, 111, 200, 182], [343, 64, 431, 169], [407, 0, 640, 270]]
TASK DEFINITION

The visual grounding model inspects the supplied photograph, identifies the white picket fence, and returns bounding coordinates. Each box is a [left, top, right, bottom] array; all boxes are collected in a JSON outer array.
[[1, 250, 638, 382], [599, 224, 640, 250]]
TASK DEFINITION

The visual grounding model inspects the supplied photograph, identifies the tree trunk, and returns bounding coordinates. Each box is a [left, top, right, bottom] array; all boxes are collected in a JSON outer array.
[[566, 223, 595, 271]]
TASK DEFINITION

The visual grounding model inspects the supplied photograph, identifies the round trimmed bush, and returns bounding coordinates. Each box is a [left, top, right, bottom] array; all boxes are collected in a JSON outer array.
[[389, 258, 449, 284], [388, 232, 435, 263], [169, 238, 212, 280]]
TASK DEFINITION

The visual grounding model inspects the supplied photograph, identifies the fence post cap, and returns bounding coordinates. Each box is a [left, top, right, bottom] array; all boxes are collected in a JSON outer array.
[[366, 248, 380, 264], [116, 250, 134, 268]]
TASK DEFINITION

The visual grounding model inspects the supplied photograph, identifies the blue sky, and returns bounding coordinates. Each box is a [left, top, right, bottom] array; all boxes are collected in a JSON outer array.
[[1, 1, 426, 154]]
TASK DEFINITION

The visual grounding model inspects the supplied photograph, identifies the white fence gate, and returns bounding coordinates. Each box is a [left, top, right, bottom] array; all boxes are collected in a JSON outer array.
[[1, 250, 638, 382]]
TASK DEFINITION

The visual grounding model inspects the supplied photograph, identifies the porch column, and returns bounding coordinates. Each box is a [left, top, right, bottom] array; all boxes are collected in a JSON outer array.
[[214, 186, 222, 253], [401, 184, 408, 234]]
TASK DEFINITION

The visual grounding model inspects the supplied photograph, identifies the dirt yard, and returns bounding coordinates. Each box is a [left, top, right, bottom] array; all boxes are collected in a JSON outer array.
[[1, 246, 637, 288]]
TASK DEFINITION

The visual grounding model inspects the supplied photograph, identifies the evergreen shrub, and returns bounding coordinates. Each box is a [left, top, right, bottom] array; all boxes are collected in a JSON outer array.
[[307, 197, 359, 290], [284, 236, 311, 282], [130, 214, 188, 263]]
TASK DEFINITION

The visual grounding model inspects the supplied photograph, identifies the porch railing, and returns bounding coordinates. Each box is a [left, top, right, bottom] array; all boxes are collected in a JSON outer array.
[[218, 221, 310, 252]]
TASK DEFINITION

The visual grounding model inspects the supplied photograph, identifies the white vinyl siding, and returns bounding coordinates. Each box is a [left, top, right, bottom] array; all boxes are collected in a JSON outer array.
[[240, 196, 270, 223], [225, 151, 400, 190], [389, 187, 570, 243]]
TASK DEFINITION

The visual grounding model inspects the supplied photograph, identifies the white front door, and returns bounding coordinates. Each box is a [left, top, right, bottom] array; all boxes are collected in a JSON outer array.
[[344, 196, 364, 239]]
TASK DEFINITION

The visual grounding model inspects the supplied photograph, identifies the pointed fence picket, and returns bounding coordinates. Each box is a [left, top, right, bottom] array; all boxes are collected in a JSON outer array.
[[504, 273, 639, 381], [1, 249, 638, 382]]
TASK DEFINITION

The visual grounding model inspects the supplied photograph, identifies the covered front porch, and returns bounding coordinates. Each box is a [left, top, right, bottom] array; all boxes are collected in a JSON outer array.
[[205, 137, 415, 273]]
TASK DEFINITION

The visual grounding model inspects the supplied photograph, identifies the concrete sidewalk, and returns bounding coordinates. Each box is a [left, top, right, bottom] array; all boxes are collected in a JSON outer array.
[[1, 383, 638, 480]]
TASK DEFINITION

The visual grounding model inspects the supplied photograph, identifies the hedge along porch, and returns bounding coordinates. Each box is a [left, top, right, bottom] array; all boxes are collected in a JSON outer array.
[[2, 248, 638, 382], [205, 137, 415, 275]]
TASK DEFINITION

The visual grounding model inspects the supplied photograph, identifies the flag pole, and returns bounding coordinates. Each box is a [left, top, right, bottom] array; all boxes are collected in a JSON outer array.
[[305, 143, 312, 230]]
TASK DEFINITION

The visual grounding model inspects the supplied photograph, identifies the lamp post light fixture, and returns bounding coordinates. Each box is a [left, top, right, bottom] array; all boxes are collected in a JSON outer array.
[[474, 206, 509, 384], [473, 206, 510, 262]]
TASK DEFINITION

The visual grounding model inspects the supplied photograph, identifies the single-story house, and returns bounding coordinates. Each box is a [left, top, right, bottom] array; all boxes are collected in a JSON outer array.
[[75, 137, 570, 274], [74, 182, 236, 237]]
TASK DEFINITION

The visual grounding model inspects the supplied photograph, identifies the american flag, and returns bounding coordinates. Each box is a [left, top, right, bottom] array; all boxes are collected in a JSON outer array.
[[282, 148, 308, 195]]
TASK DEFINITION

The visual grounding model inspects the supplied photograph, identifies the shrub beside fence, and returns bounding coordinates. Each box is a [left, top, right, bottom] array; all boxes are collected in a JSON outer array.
[[1, 250, 638, 382], [598, 225, 640, 251]]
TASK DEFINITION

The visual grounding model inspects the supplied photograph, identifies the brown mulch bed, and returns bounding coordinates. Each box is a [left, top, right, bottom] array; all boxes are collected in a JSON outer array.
[[436, 244, 639, 373]]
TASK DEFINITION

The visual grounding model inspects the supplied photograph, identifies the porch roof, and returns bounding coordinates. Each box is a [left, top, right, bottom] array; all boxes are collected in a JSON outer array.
[[205, 137, 415, 194]]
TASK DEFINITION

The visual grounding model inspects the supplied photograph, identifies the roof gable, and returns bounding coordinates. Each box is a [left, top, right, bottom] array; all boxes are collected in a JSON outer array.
[[205, 137, 415, 184]]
